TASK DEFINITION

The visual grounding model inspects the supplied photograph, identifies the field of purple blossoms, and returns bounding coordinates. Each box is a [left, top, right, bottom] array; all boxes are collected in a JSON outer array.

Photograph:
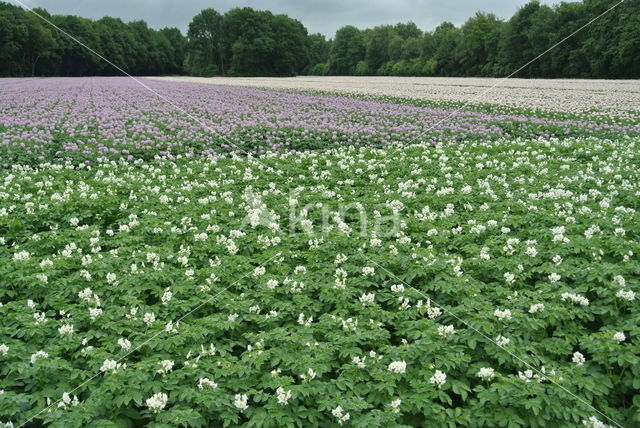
[[1, 77, 639, 166]]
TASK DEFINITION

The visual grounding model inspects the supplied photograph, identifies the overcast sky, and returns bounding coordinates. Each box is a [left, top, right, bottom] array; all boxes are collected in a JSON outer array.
[[17, 0, 563, 37]]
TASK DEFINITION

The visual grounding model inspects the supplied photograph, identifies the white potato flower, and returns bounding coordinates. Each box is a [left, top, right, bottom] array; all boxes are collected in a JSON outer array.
[[332, 406, 350, 425], [118, 338, 131, 350], [477, 367, 496, 380], [146, 392, 168, 412], [13, 251, 31, 262], [58, 324, 74, 335], [275, 387, 292, 405], [30, 350, 49, 364], [528, 303, 545, 313], [572, 351, 586, 366], [362, 266, 375, 276], [612, 332, 626, 342], [390, 399, 402, 413], [197, 378, 218, 390], [429, 370, 447, 387], [233, 393, 249, 411], [494, 309, 512, 320], [387, 361, 406, 374]]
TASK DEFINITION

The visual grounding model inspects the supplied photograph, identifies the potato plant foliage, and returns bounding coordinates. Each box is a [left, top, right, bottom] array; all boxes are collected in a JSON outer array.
[[0, 135, 639, 428]]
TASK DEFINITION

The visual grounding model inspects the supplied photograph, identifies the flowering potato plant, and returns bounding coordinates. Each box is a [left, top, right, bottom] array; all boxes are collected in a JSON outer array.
[[0, 133, 638, 427], [1, 77, 639, 167]]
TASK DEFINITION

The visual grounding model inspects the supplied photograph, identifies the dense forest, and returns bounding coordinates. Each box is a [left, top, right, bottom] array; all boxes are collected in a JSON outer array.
[[0, 0, 638, 78]]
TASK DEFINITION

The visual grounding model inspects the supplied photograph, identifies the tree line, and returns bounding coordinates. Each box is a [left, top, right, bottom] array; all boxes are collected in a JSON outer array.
[[323, 0, 640, 78], [0, 2, 185, 77], [0, 0, 638, 79]]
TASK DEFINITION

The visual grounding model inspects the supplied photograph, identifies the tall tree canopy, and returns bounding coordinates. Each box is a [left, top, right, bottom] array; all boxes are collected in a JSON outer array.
[[0, 2, 184, 77], [0, 0, 638, 78], [329, 26, 365, 75], [184, 8, 224, 76], [183, 7, 309, 77], [310, 0, 640, 79], [223, 8, 309, 77]]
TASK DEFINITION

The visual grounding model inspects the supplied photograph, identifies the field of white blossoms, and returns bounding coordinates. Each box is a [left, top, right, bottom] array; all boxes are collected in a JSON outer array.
[[154, 76, 640, 121], [0, 77, 639, 428]]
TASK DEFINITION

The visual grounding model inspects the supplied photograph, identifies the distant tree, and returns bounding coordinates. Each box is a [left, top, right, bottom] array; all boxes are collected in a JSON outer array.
[[49, 15, 101, 76], [307, 33, 331, 70], [222, 7, 308, 76], [24, 11, 56, 76], [0, 0, 637, 79], [223, 7, 270, 76], [354, 60, 370, 75], [185, 8, 225, 76], [0, 3, 28, 76], [329, 26, 365, 75], [270, 14, 309, 76], [432, 22, 462, 75], [130, 20, 161, 74], [527, 4, 556, 77], [612, 0, 640, 78], [498, 1, 544, 77], [95, 17, 134, 74], [545, 1, 587, 78], [387, 34, 404, 61], [365, 26, 394, 72], [159, 27, 186, 74], [394, 21, 422, 39], [420, 32, 436, 59], [459, 13, 503, 76], [400, 37, 421, 60], [582, 0, 640, 78], [309, 62, 329, 75]]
